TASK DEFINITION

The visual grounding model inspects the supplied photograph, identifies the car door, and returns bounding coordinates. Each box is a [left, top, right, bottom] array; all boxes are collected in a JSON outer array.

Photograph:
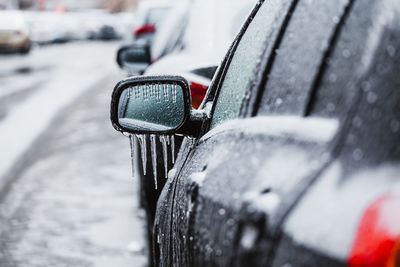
[[153, 0, 355, 266]]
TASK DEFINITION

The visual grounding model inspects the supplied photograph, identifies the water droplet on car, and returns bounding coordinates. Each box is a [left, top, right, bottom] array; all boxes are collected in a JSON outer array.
[[352, 149, 363, 161], [342, 49, 351, 58], [376, 63, 389, 75], [218, 208, 226, 216], [328, 73, 337, 83], [352, 116, 362, 128], [367, 92, 377, 104], [240, 225, 258, 250], [361, 81, 371, 92], [216, 249, 223, 257], [327, 102, 336, 112], [332, 16, 340, 24], [386, 45, 396, 57], [390, 120, 400, 133], [205, 244, 213, 255]]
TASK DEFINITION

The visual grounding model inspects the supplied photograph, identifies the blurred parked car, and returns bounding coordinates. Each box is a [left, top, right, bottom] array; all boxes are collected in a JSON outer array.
[[83, 11, 125, 41], [117, 0, 189, 74], [24, 12, 71, 44], [99, 24, 121, 40], [111, 0, 400, 266], [132, 0, 173, 43], [0, 10, 31, 53]]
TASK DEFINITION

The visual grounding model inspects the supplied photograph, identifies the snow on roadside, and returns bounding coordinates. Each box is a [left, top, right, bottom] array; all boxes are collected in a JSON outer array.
[[0, 43, 120, 193]]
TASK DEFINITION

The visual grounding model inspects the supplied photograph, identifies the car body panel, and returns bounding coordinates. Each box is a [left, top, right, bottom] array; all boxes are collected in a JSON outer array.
[[166, 116, 339, 266], [274, 0, 400, 262]]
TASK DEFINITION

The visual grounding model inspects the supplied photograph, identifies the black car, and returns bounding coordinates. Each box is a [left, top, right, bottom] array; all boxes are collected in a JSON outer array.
[[110, 0, 400, 266]]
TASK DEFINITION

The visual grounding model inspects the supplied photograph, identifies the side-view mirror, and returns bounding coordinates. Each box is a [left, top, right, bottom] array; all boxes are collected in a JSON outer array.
[[110, 76, 206, 137], [116, 43, 151, 74]]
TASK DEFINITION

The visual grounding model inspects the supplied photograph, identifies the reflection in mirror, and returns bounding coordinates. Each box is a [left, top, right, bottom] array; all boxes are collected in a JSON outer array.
[[118, 83, 185, 132]]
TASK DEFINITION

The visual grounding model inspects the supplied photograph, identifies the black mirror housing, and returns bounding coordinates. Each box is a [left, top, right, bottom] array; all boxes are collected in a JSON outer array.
[[116, 43, 151, 74], [111, 76, 204, 137]]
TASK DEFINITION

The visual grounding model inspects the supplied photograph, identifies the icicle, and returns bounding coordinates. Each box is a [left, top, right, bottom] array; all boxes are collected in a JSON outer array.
[[163, 84, 169, 102], [143, 85, 149, 100], [172, 84, 177, 103], [137, 134, 147, 175], [134, 85, 140, 99], [171, 135, 175, 164], [150, 134, 158, 190], [129, 134, 135, 178], [159, 135, 169, 178], [152, 84, 155, 97], [156, 84, 162, 103]]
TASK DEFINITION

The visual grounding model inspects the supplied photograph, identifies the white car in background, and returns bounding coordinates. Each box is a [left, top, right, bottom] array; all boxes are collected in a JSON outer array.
[[0, 10, 31, 53], [132, 0, 173, 43]]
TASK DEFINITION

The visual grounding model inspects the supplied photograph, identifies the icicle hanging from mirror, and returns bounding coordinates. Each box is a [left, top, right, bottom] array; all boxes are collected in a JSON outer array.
[[171, 135, 175, 164], [159, 135, 169, 178], [150, 134, 158, 190], [129, 134, 135, 178], [137, 134, 147, 175]]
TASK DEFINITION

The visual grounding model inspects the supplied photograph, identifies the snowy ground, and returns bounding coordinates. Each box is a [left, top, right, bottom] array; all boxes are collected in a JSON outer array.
[[0, 42, 147, 266]]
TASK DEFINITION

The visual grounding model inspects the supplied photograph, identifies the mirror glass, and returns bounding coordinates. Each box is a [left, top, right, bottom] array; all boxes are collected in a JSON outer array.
[[118, 45, 150, 72], [118, 83, 186, 132]]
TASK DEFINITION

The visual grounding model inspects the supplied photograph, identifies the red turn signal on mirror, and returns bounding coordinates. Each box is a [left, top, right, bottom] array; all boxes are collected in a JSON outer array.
[[134, 24, 156, 37], [348, 194, 400, 267], [189, 81, 208, 109]]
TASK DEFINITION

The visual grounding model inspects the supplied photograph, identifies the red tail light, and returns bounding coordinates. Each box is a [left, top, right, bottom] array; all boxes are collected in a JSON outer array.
[[348, 194, 400, 267], [189, 81, 208, 109], [134, 24, 156, 37]]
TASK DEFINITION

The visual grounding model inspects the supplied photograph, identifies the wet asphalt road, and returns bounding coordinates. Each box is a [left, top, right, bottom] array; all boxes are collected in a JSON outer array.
[[0, 44, 147, 267]]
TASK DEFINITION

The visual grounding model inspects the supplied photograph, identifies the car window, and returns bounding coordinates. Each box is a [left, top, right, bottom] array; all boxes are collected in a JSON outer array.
[[209, 2, 273, 129]]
